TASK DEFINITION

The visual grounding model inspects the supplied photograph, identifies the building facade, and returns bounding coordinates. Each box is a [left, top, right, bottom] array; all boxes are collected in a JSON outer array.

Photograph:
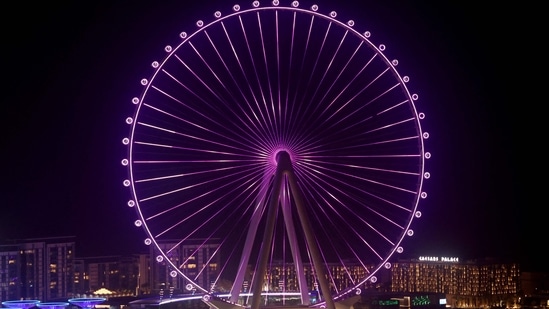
[[390, 256, 520, 308], [0, 237, 75, 302], [149, 239, 220, 294], [73, 254, 146, 296]]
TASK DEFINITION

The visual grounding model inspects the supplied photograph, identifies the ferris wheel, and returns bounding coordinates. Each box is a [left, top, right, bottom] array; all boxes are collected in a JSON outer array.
[[121, 1, 430, 308]]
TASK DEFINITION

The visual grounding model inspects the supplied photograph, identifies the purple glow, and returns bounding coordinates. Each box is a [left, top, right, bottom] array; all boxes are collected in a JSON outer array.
[[1, 300, 40, 309], [67, 298, 105, 309], [36, 303, 69, 309], [124, 1, 429, 307]]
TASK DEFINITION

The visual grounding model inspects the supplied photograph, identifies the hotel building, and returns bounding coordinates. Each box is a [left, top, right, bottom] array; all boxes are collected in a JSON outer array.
[[389, 256, 520, 308]]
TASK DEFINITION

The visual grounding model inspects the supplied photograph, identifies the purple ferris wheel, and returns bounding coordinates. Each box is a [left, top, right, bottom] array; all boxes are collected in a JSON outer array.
[[121, 1, 430, 309]]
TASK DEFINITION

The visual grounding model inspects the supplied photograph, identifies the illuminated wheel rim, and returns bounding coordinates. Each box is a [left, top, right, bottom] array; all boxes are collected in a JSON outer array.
[[123, 0, 430, 305]]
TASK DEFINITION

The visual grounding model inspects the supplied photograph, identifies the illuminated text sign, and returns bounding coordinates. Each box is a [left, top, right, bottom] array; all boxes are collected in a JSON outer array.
[[418, 256, 459, 262]]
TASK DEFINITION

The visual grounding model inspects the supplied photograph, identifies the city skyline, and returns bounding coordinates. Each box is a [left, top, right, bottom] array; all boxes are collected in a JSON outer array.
[[1, 0, 540, 273], [0, 236, 529, 309]]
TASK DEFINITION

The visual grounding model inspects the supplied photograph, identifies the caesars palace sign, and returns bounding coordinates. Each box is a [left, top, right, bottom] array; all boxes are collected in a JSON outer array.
[[419, 256, 460, 263]]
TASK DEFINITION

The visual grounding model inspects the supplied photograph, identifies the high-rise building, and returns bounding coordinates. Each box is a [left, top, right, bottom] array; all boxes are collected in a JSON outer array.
[[0, 236, 75, 302], [74, 254, 145, 295], [389, 256, 520, 308], [149, 239, 220, 294], [256, 262, 373, 293]]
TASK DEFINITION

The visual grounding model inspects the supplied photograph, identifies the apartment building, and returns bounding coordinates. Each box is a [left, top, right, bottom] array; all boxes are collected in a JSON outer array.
[[0, 237, 75, 302]]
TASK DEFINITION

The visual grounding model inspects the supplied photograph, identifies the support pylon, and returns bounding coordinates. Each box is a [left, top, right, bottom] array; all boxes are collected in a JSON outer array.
[[249, 151, 335, 309]]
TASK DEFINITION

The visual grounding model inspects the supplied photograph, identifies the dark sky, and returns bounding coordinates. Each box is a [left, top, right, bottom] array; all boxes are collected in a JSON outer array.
[[1, 1, 540, 271]]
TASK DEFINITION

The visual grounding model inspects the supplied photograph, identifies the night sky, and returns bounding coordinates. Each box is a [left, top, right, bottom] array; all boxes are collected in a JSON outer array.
[[1, 1, 541, 271]]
